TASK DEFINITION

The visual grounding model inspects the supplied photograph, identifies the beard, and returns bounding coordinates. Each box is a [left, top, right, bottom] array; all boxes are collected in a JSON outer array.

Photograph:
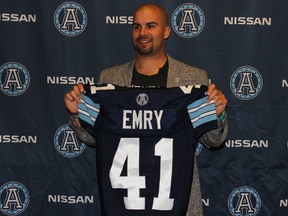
[[136, 45, 153, 56], [134, 35, 153, 56]]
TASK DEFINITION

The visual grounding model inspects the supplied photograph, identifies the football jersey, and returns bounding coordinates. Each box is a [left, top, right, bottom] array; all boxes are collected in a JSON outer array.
[[78, 84, 217, 216]]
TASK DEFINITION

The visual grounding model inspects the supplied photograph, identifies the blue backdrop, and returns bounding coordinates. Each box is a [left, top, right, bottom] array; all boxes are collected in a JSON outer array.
[[0, 0, 287, 215]]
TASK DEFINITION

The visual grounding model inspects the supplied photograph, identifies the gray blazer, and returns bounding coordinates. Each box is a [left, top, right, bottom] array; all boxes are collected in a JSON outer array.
[[71, 55, 228, 216]]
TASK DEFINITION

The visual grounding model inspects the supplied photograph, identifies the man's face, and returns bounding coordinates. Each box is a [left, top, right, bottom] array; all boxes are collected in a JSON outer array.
[[132, 6, 170, 57]]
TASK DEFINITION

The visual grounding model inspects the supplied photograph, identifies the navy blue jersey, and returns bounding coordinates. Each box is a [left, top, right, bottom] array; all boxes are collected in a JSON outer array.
[[78, 84, 217, 216]]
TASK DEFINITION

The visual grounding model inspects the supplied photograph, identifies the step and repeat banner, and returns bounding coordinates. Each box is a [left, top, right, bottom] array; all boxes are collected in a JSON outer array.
[[0, 0, 287, 215]]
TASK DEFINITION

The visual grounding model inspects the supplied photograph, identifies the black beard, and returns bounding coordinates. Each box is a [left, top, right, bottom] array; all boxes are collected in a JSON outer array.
[[134, 35, 153, 55], [136, 46, 153, 56]]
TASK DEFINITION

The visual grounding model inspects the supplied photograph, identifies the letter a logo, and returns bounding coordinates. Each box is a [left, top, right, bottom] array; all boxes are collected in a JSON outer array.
[[172, 3, 205, 38], [228, 186, 261, 216], [54, 124, 86, 158], [0, 182, 30, 215], [54, 2, 88, 36], [230, 66, 263, 100], [0, 62, 30, 96]]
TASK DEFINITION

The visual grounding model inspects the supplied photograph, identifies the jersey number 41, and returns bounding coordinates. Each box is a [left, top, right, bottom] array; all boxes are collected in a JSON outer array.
[[109, 137, 175, 211]]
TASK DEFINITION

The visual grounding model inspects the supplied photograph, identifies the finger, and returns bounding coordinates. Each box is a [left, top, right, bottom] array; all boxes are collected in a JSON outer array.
[[77, 83, 84, 93], [64, 92, 75, 102], [215, 96, 227, 109], [73, 85, 81, 96], [69, 89, 81, 102], [207, 89, 219, 102], [207, 84, 215, 95], [206, 84, 216, 102]]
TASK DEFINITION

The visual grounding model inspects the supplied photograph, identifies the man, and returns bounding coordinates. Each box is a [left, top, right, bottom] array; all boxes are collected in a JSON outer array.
[[64, 3, 228, 216]]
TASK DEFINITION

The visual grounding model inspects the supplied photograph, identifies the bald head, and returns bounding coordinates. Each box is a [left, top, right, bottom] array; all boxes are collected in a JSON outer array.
[[131, 3, 170, 58], [133, 3, 169, 27]]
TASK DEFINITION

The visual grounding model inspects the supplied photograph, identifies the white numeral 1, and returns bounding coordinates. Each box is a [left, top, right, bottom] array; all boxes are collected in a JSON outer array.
[[153, 138, 174, 210], [109, 138, 174, 211]]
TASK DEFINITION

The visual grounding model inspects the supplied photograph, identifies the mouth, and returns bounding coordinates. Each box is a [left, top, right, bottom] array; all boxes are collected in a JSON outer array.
[[137, 37, 151, 46]]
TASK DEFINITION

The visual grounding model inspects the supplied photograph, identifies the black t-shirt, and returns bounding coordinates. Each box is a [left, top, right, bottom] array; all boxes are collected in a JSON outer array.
[[131, 60, 168, 88]]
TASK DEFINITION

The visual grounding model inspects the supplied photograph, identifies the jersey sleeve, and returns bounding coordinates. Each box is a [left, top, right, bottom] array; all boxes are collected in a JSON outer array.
[[78, 93, 100, 136], [187, 96, 217, 138]]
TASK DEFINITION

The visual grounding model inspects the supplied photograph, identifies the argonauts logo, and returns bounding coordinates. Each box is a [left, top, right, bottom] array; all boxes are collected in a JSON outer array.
[[230, 66, 263, 100], [171, 3, 205, 38], [54, 2, 87, 36], [136, 93, 149, 106], [228, 186, 261, 216], [0, 181, 30, 215], [54, 124, 86, 158], [0, 62, 30, 96]]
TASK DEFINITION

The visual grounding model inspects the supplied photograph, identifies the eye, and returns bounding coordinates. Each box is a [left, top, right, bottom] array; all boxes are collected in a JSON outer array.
[[147, 23, 156, 29], [132, 24, 140, 30]]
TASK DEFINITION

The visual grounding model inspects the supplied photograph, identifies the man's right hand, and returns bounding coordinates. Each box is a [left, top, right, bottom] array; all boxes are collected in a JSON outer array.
[[64, 83, 84, 115]]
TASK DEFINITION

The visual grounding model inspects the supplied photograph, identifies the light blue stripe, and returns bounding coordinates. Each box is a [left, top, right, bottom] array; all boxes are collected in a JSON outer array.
[[78, 94, 100, 126], [188, 103, 215, 120], [78, 112, 95, 127], [187, 96, 216, 128], [82, 94, 100, 110], [192, 114, 216, 128], [187, 96, 207, 110], [78, 102, 99, 119]]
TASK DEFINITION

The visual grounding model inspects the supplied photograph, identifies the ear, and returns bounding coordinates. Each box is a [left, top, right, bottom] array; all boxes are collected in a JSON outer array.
[[164, 26, 171, 40]]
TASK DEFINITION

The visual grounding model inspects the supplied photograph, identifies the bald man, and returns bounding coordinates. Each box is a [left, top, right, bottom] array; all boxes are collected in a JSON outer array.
[[65, 3, 228, 216]]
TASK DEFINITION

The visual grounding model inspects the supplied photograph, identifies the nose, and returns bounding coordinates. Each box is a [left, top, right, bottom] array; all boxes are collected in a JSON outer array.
[[139, 26, 147, 35]]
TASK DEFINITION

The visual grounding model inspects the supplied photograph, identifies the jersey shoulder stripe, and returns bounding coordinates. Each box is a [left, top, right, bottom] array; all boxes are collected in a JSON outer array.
[[187, 97, 216, 128], [78, 94, 100, 127]]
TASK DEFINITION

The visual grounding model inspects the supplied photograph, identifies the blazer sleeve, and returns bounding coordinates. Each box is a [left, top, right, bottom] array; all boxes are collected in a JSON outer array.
[[167, 56, 229, 148], [198, 113, 228, 148], [69, 117, 97, 147]]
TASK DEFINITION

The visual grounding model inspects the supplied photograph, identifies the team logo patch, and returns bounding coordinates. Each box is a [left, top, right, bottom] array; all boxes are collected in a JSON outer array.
[[54, 124, 86, 158], [230, 66, 263, 100], [54, 2, 88, 36], [136, 93, 149, 106], [0, 181, 30, 215], [228, 186, 261, 216], [0, 62, 30, 96], [171, 3, 205, 38]]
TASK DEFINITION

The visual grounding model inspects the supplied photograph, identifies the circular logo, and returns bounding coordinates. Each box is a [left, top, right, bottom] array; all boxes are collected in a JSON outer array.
[[136, 93, 149, 106], [171, 3, 205, 38], [54, 124, 86, 158], [54, 2, 88, 36], [228, 186, 261, 216], [230, 66, 263, 100], [0, 62, 30, 96], [0, 181, 30, 215]]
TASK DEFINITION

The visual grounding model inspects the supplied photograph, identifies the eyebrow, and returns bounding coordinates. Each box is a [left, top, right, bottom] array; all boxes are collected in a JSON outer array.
[[132, 22, 158, 26]]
